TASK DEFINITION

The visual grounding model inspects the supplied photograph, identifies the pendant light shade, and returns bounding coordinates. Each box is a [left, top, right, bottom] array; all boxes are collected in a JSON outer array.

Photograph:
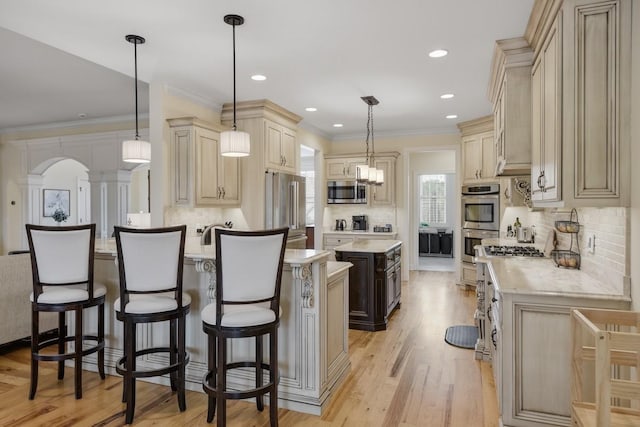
[[122, 139, 151, 163], [122, 34, 150, 163], [360, 96, 384, 186], [221, 14, 250, 157]]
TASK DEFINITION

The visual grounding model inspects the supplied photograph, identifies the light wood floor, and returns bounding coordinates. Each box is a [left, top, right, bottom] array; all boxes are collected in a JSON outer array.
[[0, 271, 499, 426]]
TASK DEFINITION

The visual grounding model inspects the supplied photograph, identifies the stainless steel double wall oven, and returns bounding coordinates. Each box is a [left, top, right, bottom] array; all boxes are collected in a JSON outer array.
[[461, 183, 500, 264]]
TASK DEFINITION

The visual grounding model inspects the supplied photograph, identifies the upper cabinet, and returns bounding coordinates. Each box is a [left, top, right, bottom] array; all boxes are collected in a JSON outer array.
[[264, 118, 297, 173], [222, 100, 302, 175], [488, 38, 533, 176], [324, 152, 399, 206], [325, 157, 367, 180], [458, 116, 495, 183], [371, 153, 399, 206], [221, 100, 302, 230], [168, 117, 241, 207], [526, 0, 631, 207]]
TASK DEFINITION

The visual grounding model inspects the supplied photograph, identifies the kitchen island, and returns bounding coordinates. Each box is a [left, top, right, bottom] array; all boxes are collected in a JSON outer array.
[[334, 239, 402, 331], [77, 238, 351, 416], [475, 243, 630, 427]]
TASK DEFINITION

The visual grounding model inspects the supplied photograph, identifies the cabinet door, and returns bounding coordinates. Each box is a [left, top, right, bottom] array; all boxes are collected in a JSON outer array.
[[195, 127, 221, 205], [480, 132, 496, 179], [345, 158, 367, 179], [463, 136, 482, 182], [326, 159, 348, 179], [265, 120, 284, 170], [172, 128, 192, 205], [281, 126, 297, 172], [540, 14, 561, 201], [371, 157, 395, 206], [218, 155, 240, 204], [386, 267, 395, 315], [531, 56, 543, 201]]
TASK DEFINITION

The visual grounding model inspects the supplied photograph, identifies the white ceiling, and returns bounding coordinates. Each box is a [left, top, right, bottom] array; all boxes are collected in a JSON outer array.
[[0, 0, 534, 139]]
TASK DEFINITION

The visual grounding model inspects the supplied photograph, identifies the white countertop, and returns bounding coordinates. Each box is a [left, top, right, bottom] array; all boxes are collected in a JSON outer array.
[[333, 239, 402, 253], [95, 238, 330, 265], [476, 243, 627, 301], [323, 230, 397, 237]]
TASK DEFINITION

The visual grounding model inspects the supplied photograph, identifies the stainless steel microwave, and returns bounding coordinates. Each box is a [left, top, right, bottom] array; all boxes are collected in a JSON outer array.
[[327, 180, 367, 204]]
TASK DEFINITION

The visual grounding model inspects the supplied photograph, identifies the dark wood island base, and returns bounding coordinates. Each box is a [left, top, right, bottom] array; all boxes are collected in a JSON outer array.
[[335, 240, 402, 331]]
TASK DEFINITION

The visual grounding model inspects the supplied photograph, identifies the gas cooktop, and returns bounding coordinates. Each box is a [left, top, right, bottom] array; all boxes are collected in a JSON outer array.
[[484, 245, 545, 257]]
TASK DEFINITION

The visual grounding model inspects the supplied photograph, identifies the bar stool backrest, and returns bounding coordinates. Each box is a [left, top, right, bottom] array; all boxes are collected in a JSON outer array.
[[215, 228, 288, 321], [26, 224, 95, 298], [114, 225, 186, 306]]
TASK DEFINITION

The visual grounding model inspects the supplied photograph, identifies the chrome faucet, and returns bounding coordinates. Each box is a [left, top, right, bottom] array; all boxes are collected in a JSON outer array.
[[200, 221, 233, 245]]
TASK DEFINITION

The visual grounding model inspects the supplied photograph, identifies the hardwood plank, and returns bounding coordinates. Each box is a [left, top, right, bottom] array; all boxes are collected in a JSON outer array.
[[0, 270, 498, 426]]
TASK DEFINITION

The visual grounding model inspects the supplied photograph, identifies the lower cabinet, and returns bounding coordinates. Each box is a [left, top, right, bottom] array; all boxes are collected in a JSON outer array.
[[335, 244, 401, 331], [488, 286, 629, 426]]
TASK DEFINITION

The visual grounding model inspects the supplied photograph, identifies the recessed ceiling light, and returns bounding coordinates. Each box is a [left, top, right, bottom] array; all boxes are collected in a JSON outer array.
[[429, 49, 448, 58], [446, 114, 458, 119], [305, 107, 317, 112], [440, 93, 454, 99], [251, 74, 266, 81], [333, 123, 343, 128]]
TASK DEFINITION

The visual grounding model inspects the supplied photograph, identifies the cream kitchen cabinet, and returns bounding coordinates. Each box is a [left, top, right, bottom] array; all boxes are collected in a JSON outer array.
[[325, 156, 367, 180], [324, 152, 398, 205], [527, 0, 631, 207], [168, 117, 241, 207], [476, 256, 630, 427], [488, 38, 533, 176], [220, 100, 302, 230], [370, 153, 398, 206], [264, 118, 297, 173], [530, 11, 561, 203], [458, 116, 495, 183]]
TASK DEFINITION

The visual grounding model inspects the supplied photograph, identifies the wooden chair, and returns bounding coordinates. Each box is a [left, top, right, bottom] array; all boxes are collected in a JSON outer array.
[[202, 227, 288, 426], [571, 308, 640, 427], [113, 225, 190, 424], [25, 223, 105, 399]]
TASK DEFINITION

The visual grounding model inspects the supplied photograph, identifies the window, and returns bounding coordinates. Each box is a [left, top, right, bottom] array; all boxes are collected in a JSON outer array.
[[419, 174, 447, 226]]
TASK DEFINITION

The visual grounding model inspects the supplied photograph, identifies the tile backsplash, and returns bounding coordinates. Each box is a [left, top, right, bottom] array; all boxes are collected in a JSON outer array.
[[513, 207, 629, 289], [164, 207, 250, 236], [323, 206, 396, 231]]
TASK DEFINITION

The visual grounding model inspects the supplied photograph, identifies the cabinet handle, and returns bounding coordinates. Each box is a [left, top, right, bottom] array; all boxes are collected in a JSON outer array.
[[221, 187, 225, 199], [283, 156, 287, 166], [478, 170, 482, 178], [491, 328, 497, 349], [343, 167, 346, 176], [487, 306, 492, 322], [217, 186, 221, 198]]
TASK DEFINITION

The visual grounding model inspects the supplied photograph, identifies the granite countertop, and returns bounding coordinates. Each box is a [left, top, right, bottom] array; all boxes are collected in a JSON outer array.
[[476, 242, 627, 301], [334, 239, 402, 253], [95, 238, 330, 265]]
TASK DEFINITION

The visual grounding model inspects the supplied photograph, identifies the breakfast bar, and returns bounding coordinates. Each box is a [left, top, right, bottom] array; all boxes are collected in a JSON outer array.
[[76, 238, 351, 416]]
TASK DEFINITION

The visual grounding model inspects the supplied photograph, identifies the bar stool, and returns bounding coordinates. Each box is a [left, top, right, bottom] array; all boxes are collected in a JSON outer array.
[[202, 227, 288, 426], [25, 223, 106, 400], [113, 225, 190, 424]]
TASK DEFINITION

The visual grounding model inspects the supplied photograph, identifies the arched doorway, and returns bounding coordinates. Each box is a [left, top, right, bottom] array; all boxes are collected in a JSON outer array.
[[40, 158, 90, 226]]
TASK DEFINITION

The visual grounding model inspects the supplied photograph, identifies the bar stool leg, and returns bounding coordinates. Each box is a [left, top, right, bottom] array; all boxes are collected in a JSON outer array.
[[256, 334, 264, 411], [170, 318, 177, 392], [125, 320, 137, 424], [269, 329, 278, 427], [98, 303, 105, 379], [58, 311, 66, 380], [206, 332, 217, 423], [29, 309, 39, 400], [177, 315, 187, 412], [216, 335, 227, 427], [74, 308, 83, 399]]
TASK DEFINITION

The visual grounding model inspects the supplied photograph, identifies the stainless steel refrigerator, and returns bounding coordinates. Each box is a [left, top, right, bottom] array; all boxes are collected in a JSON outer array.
[[265, 171, 307, 248]]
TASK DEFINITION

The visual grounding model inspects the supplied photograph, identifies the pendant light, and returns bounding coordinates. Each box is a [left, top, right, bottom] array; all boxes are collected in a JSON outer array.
[[122, 34, 151, 163], [220, 14, 251, 157], [356, 96, 384, 186]]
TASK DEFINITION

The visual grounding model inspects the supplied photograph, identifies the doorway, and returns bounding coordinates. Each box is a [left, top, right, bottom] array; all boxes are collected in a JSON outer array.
[[300, 144, 315, 249], [407, 150, 458, 272], [42, 158, 89, 226]]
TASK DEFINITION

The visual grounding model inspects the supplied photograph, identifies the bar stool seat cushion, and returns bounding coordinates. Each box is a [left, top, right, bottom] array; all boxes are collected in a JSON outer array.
[[114, 292, 191, 314], [30, 283, 107, 304], [201, 302, 282, 328]]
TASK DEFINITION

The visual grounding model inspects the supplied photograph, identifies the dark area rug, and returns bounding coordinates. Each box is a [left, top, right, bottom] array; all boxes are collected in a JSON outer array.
[[444, 325, 478, 349]]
